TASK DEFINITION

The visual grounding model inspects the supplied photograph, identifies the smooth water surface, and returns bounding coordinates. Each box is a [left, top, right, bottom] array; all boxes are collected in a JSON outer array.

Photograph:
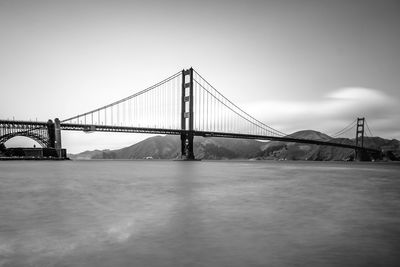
[[1, 160, 400, 267]]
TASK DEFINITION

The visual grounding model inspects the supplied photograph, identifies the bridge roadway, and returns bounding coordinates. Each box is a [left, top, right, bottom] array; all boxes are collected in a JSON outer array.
[[61, 122, 379, 153], [0, 120, 379, 153]]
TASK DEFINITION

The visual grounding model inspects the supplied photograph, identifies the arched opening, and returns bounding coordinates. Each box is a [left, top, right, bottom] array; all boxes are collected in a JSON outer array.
[[4, 136, 43, 148], [2, 134, 47, 149]]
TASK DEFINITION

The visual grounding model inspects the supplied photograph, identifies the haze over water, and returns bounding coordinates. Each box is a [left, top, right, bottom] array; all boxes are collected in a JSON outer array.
[[1, 160, 400, 267]]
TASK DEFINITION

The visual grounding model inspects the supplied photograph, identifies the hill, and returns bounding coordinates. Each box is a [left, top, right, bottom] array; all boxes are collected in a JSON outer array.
[[69, 130, 400, 161], [69, 135, 264, 160]]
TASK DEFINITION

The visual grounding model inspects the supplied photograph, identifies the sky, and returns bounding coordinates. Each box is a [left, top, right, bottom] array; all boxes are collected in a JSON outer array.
[[1, 0, 399, 153]]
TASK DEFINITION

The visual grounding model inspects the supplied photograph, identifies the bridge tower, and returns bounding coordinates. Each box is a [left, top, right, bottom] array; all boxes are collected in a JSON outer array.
[[355, 117, 365, 160], [180, 68, 195, 160], [46, 118, 63, 158]]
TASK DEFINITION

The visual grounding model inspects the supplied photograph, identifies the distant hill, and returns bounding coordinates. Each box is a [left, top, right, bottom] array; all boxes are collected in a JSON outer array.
[[285, 130, 332, 141], [69, 135, 264, 160], [257, 130, 353, 161], [69, 130, 400, 161]]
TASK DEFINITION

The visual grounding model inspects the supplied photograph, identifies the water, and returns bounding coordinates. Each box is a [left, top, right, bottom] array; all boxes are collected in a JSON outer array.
[[1, 160, 400, 267]]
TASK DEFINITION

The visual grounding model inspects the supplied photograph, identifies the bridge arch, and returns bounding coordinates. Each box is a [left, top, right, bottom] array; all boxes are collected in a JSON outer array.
[[0, 132, 49, 148]]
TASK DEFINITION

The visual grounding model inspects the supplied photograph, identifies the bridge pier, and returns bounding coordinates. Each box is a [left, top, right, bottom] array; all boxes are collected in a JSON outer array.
[[47, 119, 56, 149], [47, 118, 65, 158], [180, 132, 195, 160], [54, 118, 62, 151], [180, 68, 195, 160]]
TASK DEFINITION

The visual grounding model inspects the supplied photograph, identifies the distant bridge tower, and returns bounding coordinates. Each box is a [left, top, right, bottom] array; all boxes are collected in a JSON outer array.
[[180, 68, 195, 160], [355, 117, 365, 160]]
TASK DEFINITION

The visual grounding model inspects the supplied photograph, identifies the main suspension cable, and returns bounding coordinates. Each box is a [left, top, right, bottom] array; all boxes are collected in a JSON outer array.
[[62, 71, 181, 122]]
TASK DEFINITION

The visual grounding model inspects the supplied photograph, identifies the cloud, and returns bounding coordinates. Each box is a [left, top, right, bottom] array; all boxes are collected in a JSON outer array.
[[245, 87, 400, 139], [326, 87, 388, 101]]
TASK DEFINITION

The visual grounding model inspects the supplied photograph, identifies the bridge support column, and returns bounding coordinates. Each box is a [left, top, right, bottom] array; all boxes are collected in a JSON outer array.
[[180, 68, 195, 160], [46, 118, 64, 158], [54, 118, 62, 157], [355, 117, 365, 161], [47, 119, 56, 148]]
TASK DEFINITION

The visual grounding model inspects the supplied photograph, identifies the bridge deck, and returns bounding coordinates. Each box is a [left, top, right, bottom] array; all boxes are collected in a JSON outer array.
[[60, 122, 379, 153], [0, 120, 379, 153]]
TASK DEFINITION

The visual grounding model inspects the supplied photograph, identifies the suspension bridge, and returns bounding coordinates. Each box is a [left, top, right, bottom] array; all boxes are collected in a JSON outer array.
[[0, 68, 380, 160]]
